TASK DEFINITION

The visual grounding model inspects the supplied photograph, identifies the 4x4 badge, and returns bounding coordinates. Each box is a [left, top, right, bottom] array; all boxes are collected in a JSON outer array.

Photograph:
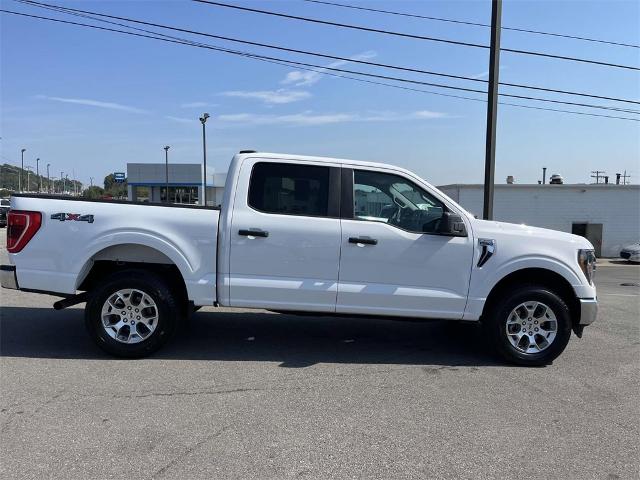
[[51, 212, 94, 223]]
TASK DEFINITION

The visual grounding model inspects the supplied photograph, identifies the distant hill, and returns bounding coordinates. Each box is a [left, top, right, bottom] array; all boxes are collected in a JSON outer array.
[[0, 163, 82, 193]]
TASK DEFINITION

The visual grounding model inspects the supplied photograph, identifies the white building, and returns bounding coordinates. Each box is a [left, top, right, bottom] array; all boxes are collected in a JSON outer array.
[[127, 163, 227, 206], [438, 183, 640, 257]]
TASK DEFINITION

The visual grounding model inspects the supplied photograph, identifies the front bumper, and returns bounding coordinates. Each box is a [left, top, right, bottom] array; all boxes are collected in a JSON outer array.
[[579, 298, 598, 325], [0, 265, 18, 290]]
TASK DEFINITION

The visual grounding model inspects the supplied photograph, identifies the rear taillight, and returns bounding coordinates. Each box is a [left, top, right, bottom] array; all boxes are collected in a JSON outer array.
[[7, 210, 42, 253]]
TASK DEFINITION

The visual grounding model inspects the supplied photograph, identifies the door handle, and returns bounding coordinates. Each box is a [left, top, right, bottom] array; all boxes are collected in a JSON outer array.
[[239, 229, 269, 238], [348, 236, 378, 246]]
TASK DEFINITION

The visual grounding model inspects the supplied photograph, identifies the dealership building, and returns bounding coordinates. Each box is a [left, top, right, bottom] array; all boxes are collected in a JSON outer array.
[[438, 183, 640, 257], [126, 163, 227, 206]]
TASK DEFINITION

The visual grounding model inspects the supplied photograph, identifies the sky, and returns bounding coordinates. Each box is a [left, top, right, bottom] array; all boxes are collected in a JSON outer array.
[[1, 0, 639, 187]]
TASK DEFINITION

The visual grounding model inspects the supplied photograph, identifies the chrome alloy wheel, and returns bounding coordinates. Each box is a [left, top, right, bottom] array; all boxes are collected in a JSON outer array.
[[100, 289, 159, 344], [505, 301, 558, 354]]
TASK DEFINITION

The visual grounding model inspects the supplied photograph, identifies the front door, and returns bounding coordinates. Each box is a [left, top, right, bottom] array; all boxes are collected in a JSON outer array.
[[337, 168, 474, 319], [229, 159, 342, 312]]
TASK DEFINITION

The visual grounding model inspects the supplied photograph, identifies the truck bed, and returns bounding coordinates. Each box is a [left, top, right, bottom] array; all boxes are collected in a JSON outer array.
[[8, 194, 220, 305]]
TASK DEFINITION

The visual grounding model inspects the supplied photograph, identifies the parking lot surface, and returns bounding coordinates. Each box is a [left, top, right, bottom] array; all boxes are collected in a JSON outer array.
[[1, 228, 639, 479]]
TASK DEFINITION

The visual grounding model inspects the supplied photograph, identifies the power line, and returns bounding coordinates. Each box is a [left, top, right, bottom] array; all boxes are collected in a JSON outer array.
[[193, 0, 640, 71], [3, 7, 638, 117], [302, 0, 640, 49], [8, 6, 637, 115], [15, 0, 640, 108], [8, 7, 640, 114], [2, 8, 638, 123]]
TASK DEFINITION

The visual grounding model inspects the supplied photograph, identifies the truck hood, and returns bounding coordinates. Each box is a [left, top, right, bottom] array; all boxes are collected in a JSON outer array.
[[469, 218, 594, 250]]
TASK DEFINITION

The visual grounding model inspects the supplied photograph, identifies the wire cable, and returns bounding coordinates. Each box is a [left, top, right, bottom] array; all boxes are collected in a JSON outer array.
[[302, 0, 640, 49], [4, 6, 639, 115], [1, 8, 638, 122], [5, 6, 639, 115], [15, 0, 640, 106], [193, 0, 640, 71]]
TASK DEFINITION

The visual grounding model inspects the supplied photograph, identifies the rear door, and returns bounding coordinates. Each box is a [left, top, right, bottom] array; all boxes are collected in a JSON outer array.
[[337, 167, 474, 319], [228, 158, 342, 312]]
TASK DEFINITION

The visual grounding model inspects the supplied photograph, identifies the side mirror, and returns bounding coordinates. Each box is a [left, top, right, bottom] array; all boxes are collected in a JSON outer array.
[[437, 211, 467, 237]]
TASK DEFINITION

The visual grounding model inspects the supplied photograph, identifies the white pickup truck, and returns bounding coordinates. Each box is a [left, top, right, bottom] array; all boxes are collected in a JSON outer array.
[[1, 152, 597, 365]]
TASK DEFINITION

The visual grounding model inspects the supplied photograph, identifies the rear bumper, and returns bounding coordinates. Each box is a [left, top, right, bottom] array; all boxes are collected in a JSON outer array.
[[579, 298, 598, 325], [0, 265, 18, 290]]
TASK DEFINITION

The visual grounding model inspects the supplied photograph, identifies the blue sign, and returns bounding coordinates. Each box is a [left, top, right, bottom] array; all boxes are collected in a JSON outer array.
[[114, 172, 126, 183]]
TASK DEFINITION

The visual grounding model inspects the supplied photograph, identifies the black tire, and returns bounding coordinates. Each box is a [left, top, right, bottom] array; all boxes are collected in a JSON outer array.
[[483, 284, 572, 366], [84, 269, 182, 358]]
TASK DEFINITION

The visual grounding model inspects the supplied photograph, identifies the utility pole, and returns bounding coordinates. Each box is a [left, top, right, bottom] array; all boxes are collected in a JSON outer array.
[[47, 163, 51, 193], [90, 177, 94, 188], [621, 170, 630, 185], [199, 113, 210, 206], [20, 148, 26, 192], [591, 170, 606, 184], [164, 145, 170, 203], [36, 158, 40, 192], [482, 0, 502, 220], [542, 167, 547, 185]]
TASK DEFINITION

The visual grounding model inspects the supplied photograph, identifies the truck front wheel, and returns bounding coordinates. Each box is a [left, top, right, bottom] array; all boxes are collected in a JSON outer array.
[[84, 270, 181, 358], [483, 285, 572, 366]]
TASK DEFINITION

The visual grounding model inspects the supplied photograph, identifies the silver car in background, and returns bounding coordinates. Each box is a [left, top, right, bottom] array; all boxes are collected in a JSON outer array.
[[620, 243, 640, 263]]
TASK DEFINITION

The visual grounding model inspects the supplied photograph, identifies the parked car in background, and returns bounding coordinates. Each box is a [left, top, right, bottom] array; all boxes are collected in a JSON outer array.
[[1, 152, 598, 365], [0, 198, 10, 228], [549, 174, 564, 185], [620, 243, 640, 263]]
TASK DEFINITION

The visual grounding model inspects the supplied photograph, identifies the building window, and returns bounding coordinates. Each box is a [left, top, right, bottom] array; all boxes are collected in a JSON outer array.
[[249, 162, 330, 216], [161, 186, 199, 204]]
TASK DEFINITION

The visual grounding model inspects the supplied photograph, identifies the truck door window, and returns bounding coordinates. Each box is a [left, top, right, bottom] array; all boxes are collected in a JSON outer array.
[[249, 162, 330, 217], [353, 170, 445, 233]]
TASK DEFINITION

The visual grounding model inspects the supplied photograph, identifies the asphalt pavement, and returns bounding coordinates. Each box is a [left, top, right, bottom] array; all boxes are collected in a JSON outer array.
[[1, 228, 638, 479]]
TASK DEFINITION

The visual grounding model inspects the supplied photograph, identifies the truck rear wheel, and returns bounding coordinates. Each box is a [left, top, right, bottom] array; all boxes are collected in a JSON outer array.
[[84, 269, 181, 358], [483, 285, 572, 366]]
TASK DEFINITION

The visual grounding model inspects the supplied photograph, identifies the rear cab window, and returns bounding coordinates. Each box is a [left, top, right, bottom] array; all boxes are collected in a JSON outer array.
[[248, 162, 331, 217]]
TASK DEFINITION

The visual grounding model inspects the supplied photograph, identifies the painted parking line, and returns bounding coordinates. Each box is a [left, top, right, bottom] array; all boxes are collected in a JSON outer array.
[[600, 293, 640, 297]]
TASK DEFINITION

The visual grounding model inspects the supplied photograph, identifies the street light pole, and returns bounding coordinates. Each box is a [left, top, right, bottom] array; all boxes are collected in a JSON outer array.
[[47, 163, 51, 193], [26, 167, 32, 192], [199, 113, 210, 206], [20, 148, 26, 192], [164, 145, 170, 203], [60, 171, 64, 194], [36, 158, 40, 193], [482, 0, 502, 220]]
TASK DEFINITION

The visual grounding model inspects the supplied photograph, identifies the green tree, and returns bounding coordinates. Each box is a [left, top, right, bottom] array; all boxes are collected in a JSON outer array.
[[103, 173, 127, 199], [83, 186, 105, 199]]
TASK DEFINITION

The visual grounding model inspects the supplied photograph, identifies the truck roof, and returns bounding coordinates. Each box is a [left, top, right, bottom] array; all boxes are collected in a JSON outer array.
[[233, 151, 414, 177]]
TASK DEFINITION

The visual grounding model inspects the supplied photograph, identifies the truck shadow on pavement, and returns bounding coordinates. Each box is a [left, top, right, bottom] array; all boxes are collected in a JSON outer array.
[[0, 307, 508, 367]]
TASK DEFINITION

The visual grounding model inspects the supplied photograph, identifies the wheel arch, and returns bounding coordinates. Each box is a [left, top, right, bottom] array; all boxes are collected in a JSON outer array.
[[76, 243, 189, 310], [481, 267, 580, 326]]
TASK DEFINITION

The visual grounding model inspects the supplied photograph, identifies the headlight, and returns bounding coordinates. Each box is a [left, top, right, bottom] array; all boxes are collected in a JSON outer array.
[[578, 249, 596, 285]]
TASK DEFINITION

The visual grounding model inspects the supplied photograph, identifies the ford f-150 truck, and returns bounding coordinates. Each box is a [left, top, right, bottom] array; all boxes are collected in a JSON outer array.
[[1, 152, 598, 365]]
